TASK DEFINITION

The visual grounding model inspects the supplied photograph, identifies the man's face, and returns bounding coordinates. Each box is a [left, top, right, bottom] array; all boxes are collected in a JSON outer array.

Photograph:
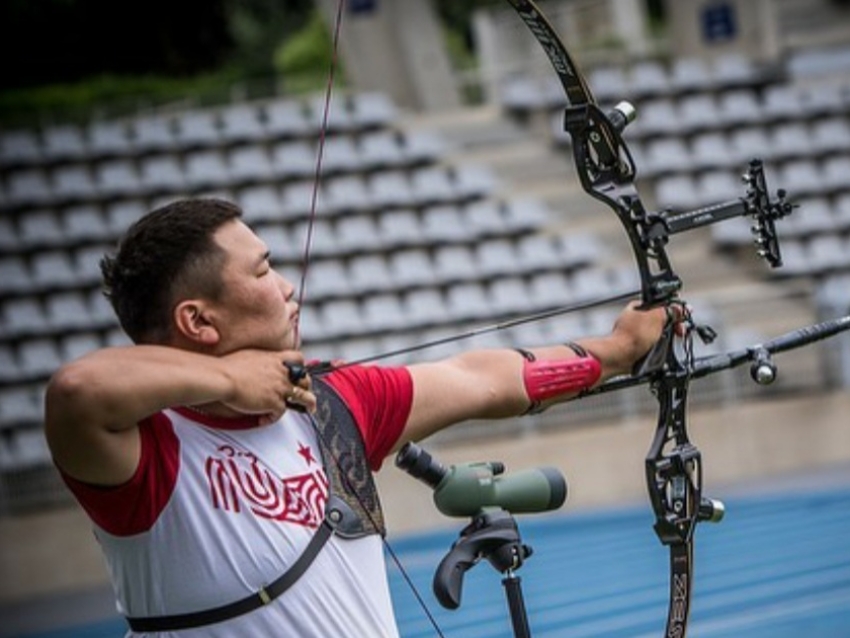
[[208, 219, 300, 353]]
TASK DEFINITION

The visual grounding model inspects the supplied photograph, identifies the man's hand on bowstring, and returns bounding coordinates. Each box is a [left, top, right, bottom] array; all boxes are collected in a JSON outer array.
[[219, 349, 317, 424]]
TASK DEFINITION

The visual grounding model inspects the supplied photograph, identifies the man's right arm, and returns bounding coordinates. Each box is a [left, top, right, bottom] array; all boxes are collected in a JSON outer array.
[[44, 346, 307, 486]]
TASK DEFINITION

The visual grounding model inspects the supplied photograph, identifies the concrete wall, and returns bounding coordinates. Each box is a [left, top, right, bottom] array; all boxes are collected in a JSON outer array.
[[316, 0, 460, 111]]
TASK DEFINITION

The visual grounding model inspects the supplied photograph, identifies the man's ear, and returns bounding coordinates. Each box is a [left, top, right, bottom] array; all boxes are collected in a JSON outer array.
[[173, 300, 220, 346]]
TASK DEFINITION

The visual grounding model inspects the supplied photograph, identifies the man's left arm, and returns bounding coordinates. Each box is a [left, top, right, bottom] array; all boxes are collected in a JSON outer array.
[[397, 302, 670, 449]]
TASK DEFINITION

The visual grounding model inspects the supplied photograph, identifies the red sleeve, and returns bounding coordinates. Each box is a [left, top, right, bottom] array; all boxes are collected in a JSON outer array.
[[323, 365, 413, 471], [59, 412, 180, 536]]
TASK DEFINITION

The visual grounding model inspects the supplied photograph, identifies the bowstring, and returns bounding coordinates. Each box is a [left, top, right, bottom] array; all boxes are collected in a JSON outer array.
[[293, 2, 445, 635]]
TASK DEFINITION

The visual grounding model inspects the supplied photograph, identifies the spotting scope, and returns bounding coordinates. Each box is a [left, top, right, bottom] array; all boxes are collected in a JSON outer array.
[[395, 442, 567, 517]]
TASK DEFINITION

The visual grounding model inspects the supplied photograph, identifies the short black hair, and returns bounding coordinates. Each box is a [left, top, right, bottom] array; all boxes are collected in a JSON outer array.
[[101, 198, 243, 343]]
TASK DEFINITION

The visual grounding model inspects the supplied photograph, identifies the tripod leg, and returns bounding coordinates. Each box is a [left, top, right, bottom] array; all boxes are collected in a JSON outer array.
[[503, 572, 532, 638]]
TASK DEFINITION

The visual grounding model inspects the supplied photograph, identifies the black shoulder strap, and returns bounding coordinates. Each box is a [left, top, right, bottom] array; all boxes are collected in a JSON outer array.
[[126, 516, 334, 632]]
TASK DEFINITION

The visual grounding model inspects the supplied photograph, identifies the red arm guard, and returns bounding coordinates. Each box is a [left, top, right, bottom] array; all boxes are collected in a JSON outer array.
[[517, 343, 602, 414]]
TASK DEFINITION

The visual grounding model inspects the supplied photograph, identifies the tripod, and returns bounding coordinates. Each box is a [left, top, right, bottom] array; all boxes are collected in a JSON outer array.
[[433, 507, 534, 638]]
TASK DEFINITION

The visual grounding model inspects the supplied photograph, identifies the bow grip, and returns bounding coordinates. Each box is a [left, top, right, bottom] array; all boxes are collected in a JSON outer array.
[[632, 309, 678, 377]]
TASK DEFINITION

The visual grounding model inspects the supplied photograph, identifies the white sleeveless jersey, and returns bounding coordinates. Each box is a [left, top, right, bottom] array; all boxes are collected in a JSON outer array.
[[62, 366, 412, 637]]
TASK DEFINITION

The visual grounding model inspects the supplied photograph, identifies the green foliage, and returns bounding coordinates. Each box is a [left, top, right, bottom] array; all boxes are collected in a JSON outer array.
[[273, 11, 334, 76]]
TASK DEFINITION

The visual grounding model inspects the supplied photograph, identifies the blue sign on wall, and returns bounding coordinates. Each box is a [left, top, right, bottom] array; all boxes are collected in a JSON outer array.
[[349, 0, 378, 15], [701, 2, 738, 43]]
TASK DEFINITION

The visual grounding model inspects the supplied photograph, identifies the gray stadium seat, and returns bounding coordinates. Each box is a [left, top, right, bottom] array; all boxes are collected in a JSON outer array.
[[718, 89, 763, 127], [515, 234, 564, 272], [454, 164, 496, 199], [18, 338, 63, 377], [335, 215, 379, 253], [377, 208, 423, 248], [629, 60, 671, 99], [360, 131, 404, 169], [503, 198, 551, 232], [237, 184, 284, 224], [434, 245, 479, 283], [173, 110, 221, 149], [411, 166, 457, 205], [61, 332, 102, 360], [320, 136, 361, 174], [348, 254, 394, 294], [301, 259, 350, 300], [391, 249, 437, 287], [132, 114, 176, 152], [42, 124, 87, 161], [761, 85, 805, 122], [712, 53, 758, 89], [420, 205, 469, 243], [670, 57, 714, 93], [18, 209, 65, 248], [587, 66, 628, 103], [362, 293, 408, 331], [7, 168, 53, 206], [655, 174, 700, 210], [218, 103, 266, 143], [0, 257, 33, 294], [463, 201, 508, 238], [271, 140, 316, 179], [88, 120, 132, 157], [401, 130, 444, 165], [105, 199, 146, 234], [677, 94, 720, 133], [0, 129, 42, 166], [184, 149, 231, 190], [31, 251, 79, 290], [350, 92, 397, 129], [490, 276, 533, 315], [139, 155, 187, 193], [96, 158, 143, 197], [404, 288, 448, 327], [264, 98, 311, 139], [1, 298, 48, 338], [51, 164, 98, 202], [309, 94, 354, 134], [770, 122, 814, 161], [691, 132, 732, 170], [476, 238, 520, 277], [811, 117, 850, 154], [823, 156, 850, 192], [45, 291, 92, 330], [229, 146, 276, 184], [320, 299, 365, 338], [445, 281, 492, 321], [643, 137, 692, 176], [0, 386, 43, 429], [279, 181, 317, 220], [324, 175, 372, 213], [370, 171, 415, 209], [529, 271, 575, 310]]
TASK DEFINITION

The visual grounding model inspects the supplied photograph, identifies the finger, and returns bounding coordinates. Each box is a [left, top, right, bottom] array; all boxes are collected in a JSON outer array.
[[287, 386, 317, 413]]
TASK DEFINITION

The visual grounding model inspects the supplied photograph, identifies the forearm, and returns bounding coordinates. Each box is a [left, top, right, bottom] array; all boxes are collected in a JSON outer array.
[[48, 345, 236, 431]]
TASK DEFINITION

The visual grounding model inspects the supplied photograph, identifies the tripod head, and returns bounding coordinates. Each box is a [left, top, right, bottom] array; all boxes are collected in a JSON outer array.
[[433, 507, 531, 609]]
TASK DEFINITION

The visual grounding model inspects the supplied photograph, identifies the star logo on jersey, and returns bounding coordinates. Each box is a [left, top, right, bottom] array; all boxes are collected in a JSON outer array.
[[298, 442, 317, 466]]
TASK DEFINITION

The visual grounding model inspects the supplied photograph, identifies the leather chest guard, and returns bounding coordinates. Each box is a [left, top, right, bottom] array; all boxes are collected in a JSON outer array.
[[311, 376, 386, 538]]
